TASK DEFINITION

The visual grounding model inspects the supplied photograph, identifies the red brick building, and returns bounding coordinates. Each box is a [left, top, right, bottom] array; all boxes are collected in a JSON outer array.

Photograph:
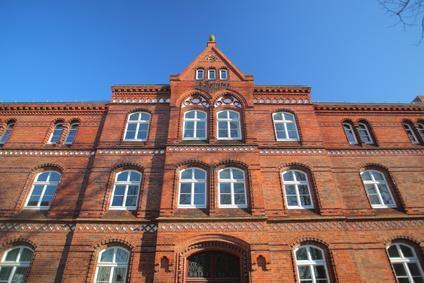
[[0, 37, 423, 283]]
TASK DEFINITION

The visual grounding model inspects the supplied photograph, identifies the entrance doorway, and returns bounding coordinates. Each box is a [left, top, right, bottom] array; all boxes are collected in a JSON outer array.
[[186, 251, 241, 283]]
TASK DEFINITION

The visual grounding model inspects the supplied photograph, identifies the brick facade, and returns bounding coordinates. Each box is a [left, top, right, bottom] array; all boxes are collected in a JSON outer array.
[[0, 38, 423, 283]]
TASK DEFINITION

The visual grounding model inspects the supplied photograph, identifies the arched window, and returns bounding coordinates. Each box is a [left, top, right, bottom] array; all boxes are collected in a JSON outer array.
[[208, 69, 216, 80], [282, 170, 314, 209], [178, 168, 206, 208], [195, 68, 204, 80], [218, 168, 247, 208], [110, 170, 141, 210], [94, 247, 129, 283], [360, 170, 396, 208], [219, 68, 228, 80], [0, 122, 14, 145], [123, 112, 151, 141], [417, 122, 424, 141], [25, 171, 61, 209], [64, 122, 79, 145], [343, 122, 358, 145], [294, 245, 330, 283], [403, 123, 419, 144], [273, 112, 300, 141], [217, 110, 241, 140], [48, 122, 64, 144], [183, 110, 207, 140], [387, 243, 424, 283], [0, 246, 34, 283], [357, 122, 373, 144]]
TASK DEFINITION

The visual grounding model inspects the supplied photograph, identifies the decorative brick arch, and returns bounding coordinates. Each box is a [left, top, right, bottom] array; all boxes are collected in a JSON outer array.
[[177, 90, 212, 108], [176, 235, 250, 283], [213, 89, 247, 108]]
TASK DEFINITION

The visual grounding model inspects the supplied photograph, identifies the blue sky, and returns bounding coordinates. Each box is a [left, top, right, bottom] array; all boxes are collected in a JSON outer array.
[[0, 0, 423, 103]]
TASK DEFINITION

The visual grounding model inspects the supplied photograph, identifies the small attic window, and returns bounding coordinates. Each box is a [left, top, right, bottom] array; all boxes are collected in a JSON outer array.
[[208, 69, 216, 80], [220, 68, 228, 80], [196, 69, 204, 80]]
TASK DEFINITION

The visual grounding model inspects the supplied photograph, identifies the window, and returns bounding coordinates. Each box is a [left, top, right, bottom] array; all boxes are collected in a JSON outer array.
[[0, 246, 34, 283], [25, 171, 61, 209], [387, 243, 424, 283], [217, 110, 241, 140], [0, 122, 14, 145], [110, 170, 141, 210], [196, 69, 204, 80], [94, 247, 129, 283], [183, 111, 207, 140], [64, 122, 79, 145], [360, 170, 396, 208], [343, 122, 358, 145], [178, 168, 206, 208], [403, 123, 419, 144], [357, 123, 373, 144], [218, 168, 247, 208], [48, 122, 64, 144], [208, 69, 216, 80], [219, 68, 228, 80], [282, 170, 314, 209], [417, 123, 424, 141], [295, 245, 330, 283], [273, 112, 300, 141], [123, 112, 150, 141]]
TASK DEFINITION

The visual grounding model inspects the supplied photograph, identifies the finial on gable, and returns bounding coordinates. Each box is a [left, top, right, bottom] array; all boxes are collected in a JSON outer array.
[[207, 34, 216, 46]]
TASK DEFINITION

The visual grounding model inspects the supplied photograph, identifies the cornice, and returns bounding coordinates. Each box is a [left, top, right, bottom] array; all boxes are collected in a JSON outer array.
[[253, 98, 310, 105], [314, 104, 424, 113], [0, 149, 94, 156], [97, 149, 165, 155], [167, 145, 257, 153], [253, 86, 311, 95], [0, 103, 106, 113], [112, 85, 170, 93], [110, 97, 170, 104], [259, 148, 424, 155]]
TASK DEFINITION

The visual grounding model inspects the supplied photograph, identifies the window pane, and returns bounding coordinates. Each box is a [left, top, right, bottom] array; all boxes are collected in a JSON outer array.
[[129, 172, 141, 182], [179, 194, 191, 205], [100, 249, 114, 262], [114, 185, 126, 196], [229, 111, 238, 119], [388, 245, 400, 257], [32, 185, 44, 196], [140, 113, 150, 121], [49, 172, 61, 182], [197, 111, 206, 119], [220, 194, 231, 205], [184, 129, 194, 138], [127, 185, 138, 196], [180, 183, 191, 194], [298, 185, 309, 194], [300, 195, 312, 206], [117, 172, 128, 182], [218, 111, 227, 119], [393, 263, 407, 276], [219, 169, 231, 179], [185, 111, 195, 119], [365, 184, 377, 195], [310, 247, 323, 260], [96, 266, 111, 282], [220, 183, 231, 193], [0, 267, 12, 281], [400, 245, 414, 258], [194, 169, 205, 180], [37, 172, 49, 182], [298, 265, 312, 279], [11, 267, 28, 283], [193, 194, 205, 205], [181, 169, 192, 179], [5, 248, 20, 261], [125, 196, 137, 207], [361, 171, 372, 181], [20, 249, 33, 262], [283, 171, 294, 181], [287, 196, 298, 206], [124, 131, 136, 140], [232, 170, 244, 180], [234, 183, 245, 194], [369, 195, 381, 205], [315, 265, 328, 279], [194, 183, 205, 194], [113, 267, 127, 282], [44, 185, 57, 196], [40, 194, 53, 207], [273, 113, 283, 120], [285, 185, 296, 195], [295, 172, 306, 181], [408, 263, 421, 276], [129, 113, 140, 120], [296, 247, 308, 260], [112, 196, 124, 206], [185, 121, 194, 130], [27, 196, 40, 206], [234, 194, 246, 204], [283, 113, 294, 121], [373, 171, 384, 181], [379, 185, 394, 205], [275, 123, 284, 131], [115, 249, 129, 263]]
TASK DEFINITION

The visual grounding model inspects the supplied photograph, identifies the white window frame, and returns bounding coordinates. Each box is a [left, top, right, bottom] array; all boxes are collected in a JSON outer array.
[[219, 68, 228, 80], [93, 247, 129, 283], [195, 69, 204, 80], [216, 110, 242, 140], [403, 123, 419, 144], [272, 112, 300, 141], [218, 167, 247, 208], [48, 122, 64, 144], [282, 170, 314, 209], [0, 122, 14, 145], [0, 246, 34, 283], [177, 168, 207, 208], [183, 110, 207, 140], [123, 112, 151, 142], [208, 69, 216, 80], [360, 170, 396, 209], [387, 243, 424, 283], [357, 122, 373, 144], [24, 171, 61, 210], [109, 170, 141, 210], [64, 122, 79, 145], [343, 122, 358, 145], [294, 245, 330, 283], [417, 122, 424, 141]]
